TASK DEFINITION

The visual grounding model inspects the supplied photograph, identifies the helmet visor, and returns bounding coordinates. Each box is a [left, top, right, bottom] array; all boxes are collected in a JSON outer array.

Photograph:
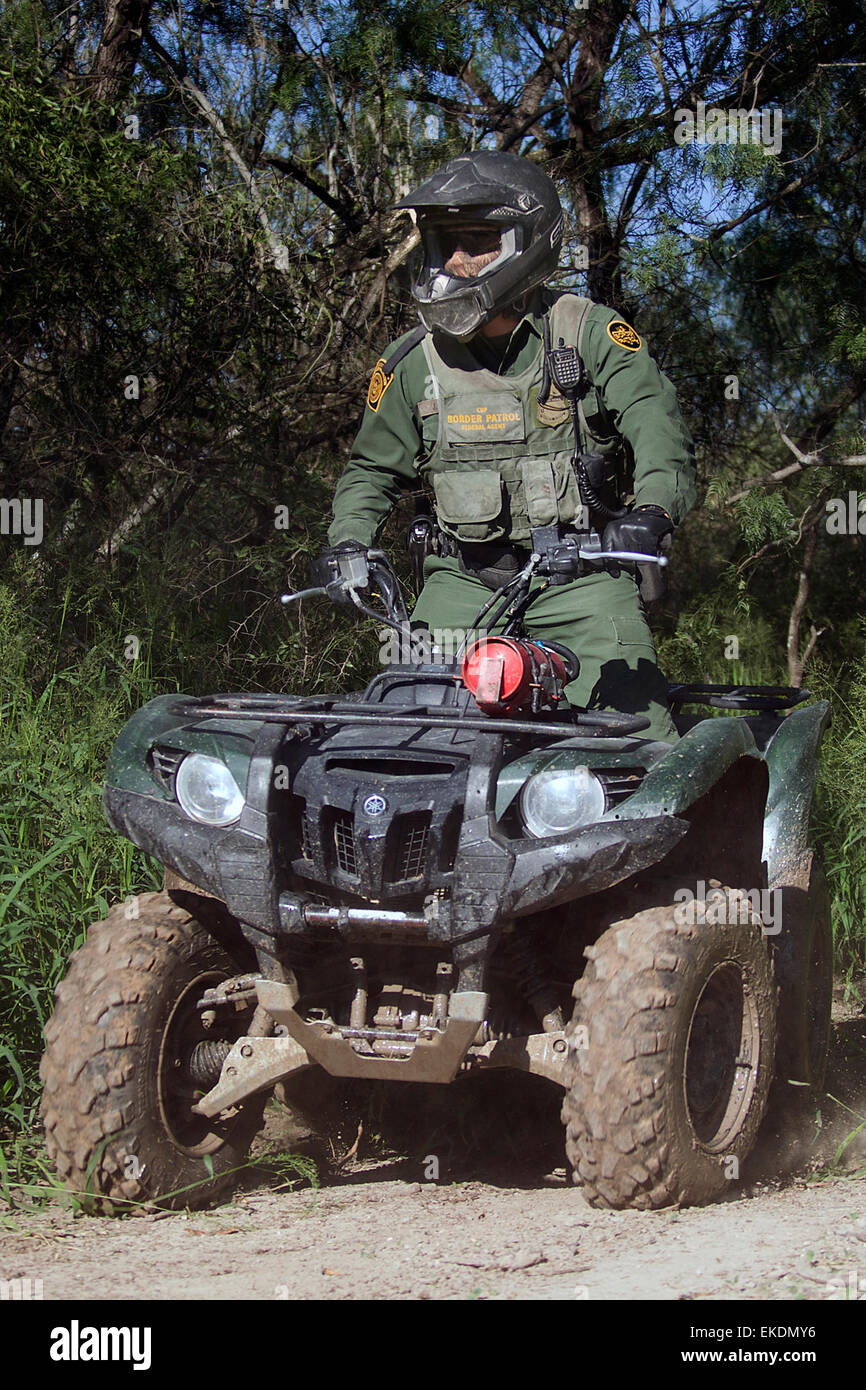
[[418, 220, 521, 282], [437, 224, 503, 267], [410, 215, 525, 338]]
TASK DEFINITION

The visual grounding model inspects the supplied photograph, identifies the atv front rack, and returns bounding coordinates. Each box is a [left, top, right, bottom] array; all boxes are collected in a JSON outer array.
[[170, 693, 651, 739]]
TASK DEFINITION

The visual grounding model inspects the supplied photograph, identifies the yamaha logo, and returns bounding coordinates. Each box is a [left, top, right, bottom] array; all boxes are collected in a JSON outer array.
[[363, 794, 387, 817]]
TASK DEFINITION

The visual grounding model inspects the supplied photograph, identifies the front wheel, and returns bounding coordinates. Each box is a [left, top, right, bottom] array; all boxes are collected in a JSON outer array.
[[40, 893, 266, 1214], [561, 888, 777, 1209]]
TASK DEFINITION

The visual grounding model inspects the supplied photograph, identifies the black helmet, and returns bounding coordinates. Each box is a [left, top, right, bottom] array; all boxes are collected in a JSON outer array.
[[396, 150, 563, 339]]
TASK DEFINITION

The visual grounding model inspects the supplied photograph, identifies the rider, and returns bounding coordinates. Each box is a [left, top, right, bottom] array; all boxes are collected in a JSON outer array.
[[315, 150, 696, 741]]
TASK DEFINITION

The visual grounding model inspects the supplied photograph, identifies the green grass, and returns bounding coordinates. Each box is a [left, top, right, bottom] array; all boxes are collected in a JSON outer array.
[[811, 660, 866, 992], [0, 530, 382, 1197], [660, 604, 866, 988], [0, 583, 166, 1196]]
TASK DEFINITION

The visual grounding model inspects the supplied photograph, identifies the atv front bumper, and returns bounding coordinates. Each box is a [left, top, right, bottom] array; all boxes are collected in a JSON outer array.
[[103, 781, 686, 943]]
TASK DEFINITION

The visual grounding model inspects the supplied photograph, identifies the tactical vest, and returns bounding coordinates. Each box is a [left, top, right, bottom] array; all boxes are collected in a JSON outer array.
[[418, 294, 632, 545]]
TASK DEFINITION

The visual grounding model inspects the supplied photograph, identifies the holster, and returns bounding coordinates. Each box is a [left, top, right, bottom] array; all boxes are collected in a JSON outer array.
[[406, 506, 456, 593]]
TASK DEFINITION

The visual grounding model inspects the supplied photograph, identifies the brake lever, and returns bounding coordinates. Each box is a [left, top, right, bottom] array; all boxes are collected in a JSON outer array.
[[367, 559, 410, 628], [280, 577, 362, 606], [280, 547, 410, 638], [280, 585, 331, 606], [578, 550, 668, 566]]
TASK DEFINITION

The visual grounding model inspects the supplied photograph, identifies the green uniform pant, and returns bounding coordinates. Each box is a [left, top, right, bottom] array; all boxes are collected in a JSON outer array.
[[412, 556, 677, 742]]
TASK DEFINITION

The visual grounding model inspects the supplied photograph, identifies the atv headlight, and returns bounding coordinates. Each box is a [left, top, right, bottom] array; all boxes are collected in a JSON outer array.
[[520, 766, 605, 838], [175, 753, 245, 826]]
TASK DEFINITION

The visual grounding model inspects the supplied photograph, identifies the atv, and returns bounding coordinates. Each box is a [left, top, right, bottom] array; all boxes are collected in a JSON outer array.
[[40, 540, 832, 1213]]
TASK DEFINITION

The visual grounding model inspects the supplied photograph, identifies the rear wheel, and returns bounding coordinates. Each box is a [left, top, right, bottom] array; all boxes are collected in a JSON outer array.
[[561, 888, 776, 1209], [40, 893, 265, 1214]]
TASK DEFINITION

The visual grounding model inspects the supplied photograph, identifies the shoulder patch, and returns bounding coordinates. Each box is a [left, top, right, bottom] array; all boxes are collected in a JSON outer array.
[[606, 320, 642, 351], [366, 358, 394, 412]]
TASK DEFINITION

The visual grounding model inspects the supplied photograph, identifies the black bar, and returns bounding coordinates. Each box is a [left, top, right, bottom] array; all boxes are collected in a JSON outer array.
[[169, 700, 650, 739], [666, 682, 810, 711]]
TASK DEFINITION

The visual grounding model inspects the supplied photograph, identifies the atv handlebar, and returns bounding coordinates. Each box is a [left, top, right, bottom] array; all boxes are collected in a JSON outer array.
[[281, 549, 410, 633], [281, 544, 667, 637]]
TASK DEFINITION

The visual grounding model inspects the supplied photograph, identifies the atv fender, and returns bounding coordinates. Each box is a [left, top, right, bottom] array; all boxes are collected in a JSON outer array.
[[494, 719, 760, 824], [603, 716, 762, 820], [762, 700, 831, 887]]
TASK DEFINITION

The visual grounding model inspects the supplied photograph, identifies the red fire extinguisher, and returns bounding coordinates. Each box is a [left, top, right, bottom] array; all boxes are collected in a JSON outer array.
[[461, 637, 579, 716]]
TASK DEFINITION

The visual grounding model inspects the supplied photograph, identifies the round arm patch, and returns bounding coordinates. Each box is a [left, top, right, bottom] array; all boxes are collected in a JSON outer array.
[[366, 358, 394, 411], [606, 320, 642, 351]]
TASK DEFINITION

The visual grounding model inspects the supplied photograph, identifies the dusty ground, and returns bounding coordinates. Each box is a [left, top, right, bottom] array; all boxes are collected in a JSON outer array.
[[4, 999, 866, 1301], [3, 1163, 866, 1301]]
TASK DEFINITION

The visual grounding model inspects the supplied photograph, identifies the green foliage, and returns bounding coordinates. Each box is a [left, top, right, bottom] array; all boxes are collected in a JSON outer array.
[[702, 141, 782, 195], [735, 492, 797, 553], [0, 579, 163, 1190], [0, 65, 191, 333], [812, 649, 866, 985], [829, 304, 866, 369], [0, 493, 391, 1192], [253, 1146, 319, 1194], [626, 232, 689, 294]]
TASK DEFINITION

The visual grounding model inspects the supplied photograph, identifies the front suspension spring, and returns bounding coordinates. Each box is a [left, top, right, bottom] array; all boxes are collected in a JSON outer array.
[[188, 1039, 233, 1088]]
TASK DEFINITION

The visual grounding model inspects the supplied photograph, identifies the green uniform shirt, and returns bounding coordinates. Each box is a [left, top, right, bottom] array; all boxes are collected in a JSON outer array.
[[328, 292, 696, 547]]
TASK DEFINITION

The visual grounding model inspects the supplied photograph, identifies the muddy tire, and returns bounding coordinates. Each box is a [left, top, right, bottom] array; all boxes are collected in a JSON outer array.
[[40, 893, 265, 1215], [772, 851, 832, 1091], [561, 888, 776, 1210]]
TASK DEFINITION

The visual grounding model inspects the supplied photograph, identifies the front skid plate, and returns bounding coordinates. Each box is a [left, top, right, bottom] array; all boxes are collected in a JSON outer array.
[[193, 1033, 314, 1115], [193, 982, 568, 1115]]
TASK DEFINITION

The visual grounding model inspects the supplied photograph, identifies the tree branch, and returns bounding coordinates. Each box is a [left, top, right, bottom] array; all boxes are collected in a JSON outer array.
[[498, 12, 587, 151], [360, 227, 420, 318], [260, 153, 361, 230], [143, 27, 290, 269], [727, 412, 866, 503], [787, 522, 822, 688], [686, 142, 866, 246], [91, 0, 153, 108]]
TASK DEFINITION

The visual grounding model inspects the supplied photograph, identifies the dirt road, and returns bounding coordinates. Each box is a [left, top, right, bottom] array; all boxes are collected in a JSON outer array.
[[4, 1005, 865, 1301], [3, 1164, 865, 1302]]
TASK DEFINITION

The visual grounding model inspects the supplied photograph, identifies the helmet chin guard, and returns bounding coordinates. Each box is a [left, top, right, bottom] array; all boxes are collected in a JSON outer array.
[[415, 276, 497, 340], [397, 151, 563, 339]]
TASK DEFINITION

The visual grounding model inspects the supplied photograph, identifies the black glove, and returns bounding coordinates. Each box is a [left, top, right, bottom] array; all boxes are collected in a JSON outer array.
[[309, 540, 369, 599], [602, 505, 673, 557]]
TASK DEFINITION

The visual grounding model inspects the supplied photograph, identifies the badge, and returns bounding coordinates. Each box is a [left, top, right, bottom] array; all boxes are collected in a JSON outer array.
[[536, 382, 570, 427], [366, 359, 394, 412], [606, 320, 642, 351], [363, 795, 387, 816]]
